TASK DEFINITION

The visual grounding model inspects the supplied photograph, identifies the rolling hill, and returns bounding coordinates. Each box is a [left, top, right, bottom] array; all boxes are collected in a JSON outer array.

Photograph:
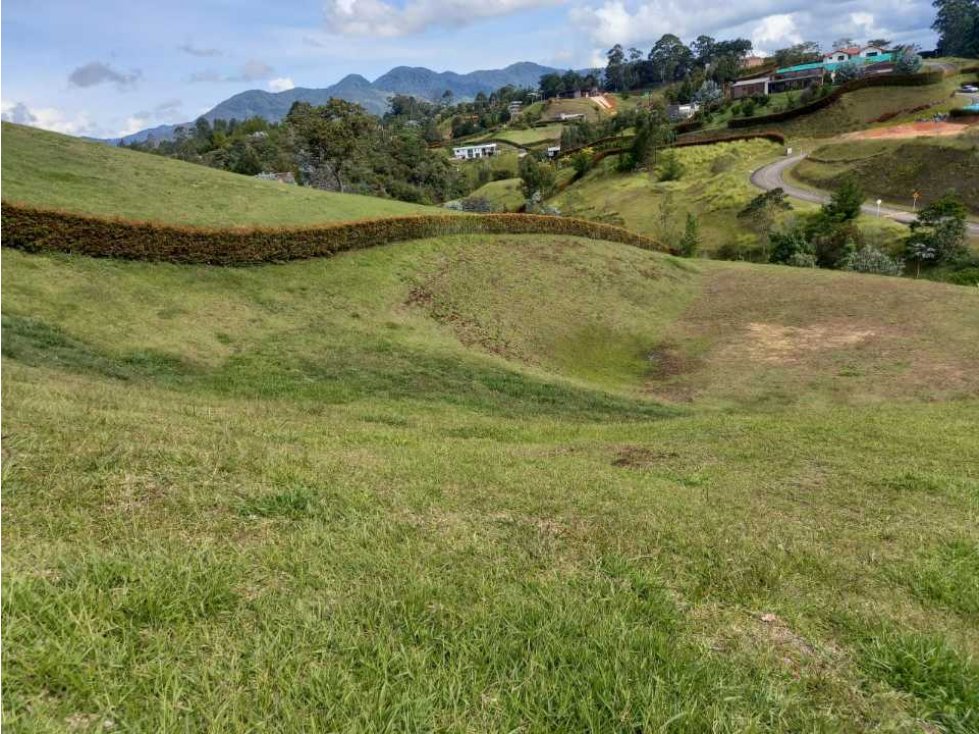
[[2, 122, 435, 226], [3, 105, 979, 732]]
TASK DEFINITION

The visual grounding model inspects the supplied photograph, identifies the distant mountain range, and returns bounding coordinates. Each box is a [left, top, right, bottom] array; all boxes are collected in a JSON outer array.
[[109, 62, 563, 145]]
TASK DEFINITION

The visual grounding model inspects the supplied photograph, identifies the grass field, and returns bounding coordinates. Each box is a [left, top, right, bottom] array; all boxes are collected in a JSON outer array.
[[794, 130, 979, 214], [540, 98, 606, 123], [4, 234, 979, 731], [552, 139, 796, 253], [481, 124, 564, 147], [465, 177, 525, 211], [0, 122, 435, 226]]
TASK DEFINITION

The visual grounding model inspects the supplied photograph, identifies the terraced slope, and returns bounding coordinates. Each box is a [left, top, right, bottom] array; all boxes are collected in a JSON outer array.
[[1, 122, 435, 226]]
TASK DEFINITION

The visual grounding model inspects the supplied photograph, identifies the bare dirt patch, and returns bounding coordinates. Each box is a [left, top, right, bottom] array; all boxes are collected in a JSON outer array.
[[724, 322, 877, 366], [612, 445, 681, 469], [843, 121, 976, 140]]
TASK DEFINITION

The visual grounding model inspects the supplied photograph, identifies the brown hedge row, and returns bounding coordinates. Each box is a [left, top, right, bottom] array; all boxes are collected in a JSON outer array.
[[0, 202, 671, 265], [727, 70, 945, 128]]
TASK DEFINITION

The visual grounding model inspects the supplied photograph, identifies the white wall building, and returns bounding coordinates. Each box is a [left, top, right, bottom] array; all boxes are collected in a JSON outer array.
[[452, 143, 498, 160]]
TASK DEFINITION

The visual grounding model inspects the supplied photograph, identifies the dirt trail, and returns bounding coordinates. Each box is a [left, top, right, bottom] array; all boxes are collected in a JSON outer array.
[[842, 121, 977, 140]]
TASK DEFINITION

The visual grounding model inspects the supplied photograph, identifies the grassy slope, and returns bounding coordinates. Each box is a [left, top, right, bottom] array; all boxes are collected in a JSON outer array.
[[465, 177, 524, 211], [4, 238, 979, 731], [1, 122, 435, 226], [793, 131, 979, 214], [551, 139, 798, 253], [736, 72, 972, 139]]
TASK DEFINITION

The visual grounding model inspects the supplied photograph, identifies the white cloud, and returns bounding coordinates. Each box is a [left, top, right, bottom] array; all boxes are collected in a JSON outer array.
[[1, 100, 100, 136], [324, 0, 560, 37], [567, 0, 937, 58], [751, 14, 801, 51], [268, 77, 296, 92]]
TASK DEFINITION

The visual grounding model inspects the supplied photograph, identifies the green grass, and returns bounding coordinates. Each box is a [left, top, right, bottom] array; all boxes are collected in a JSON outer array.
[[482, 124, 564, 147], [0, 122, 436, 226], [465, 177, 525, 211], [4, 235, 979, 731], [794, 131, 979, 214], [552, 139, 787, 253], [540, 97, 606, 123], [735, 72, 974, 139]]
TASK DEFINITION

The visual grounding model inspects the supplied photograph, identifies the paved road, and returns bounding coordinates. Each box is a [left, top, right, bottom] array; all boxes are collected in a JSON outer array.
[[750, 154, 979, 236]]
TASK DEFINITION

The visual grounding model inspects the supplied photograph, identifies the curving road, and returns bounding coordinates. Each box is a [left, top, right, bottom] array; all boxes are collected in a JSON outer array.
[[750, 154, 979, 236]]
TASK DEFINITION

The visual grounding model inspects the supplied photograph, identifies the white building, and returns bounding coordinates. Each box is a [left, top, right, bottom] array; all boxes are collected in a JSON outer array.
[[558, 112, 585, 121], [452, 143, 498, 160], [823, 44, 888, 63]]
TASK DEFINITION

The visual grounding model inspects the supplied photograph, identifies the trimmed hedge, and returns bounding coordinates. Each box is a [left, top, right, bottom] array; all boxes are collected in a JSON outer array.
[[727, 71, 945, 128], [675, 131, 786, 147], [0, 202, 671, 265]]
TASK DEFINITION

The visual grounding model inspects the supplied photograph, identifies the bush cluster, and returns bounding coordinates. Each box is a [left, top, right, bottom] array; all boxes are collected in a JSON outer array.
[[1, 202, 670, 265]]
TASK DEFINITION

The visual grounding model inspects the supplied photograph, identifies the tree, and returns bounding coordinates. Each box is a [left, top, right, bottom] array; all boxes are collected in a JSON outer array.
[[823, 177, 864, 222], [658, 151, 684, 181], [769, 225, 814, 264], [832, 37, 857, 50], [539, 73, 563, 99], [867, 38, 892, 48], [605, 44, 627, 92], [932, 0, 979, 57], [286, 99, 375, 192], [738, 188, 793, 255], [679, 212, 699, 256], [905, 192, 969, 273], [518, 154, 556, 199], [773, 42, 821, 68], [649, 34, 693, 83], [692, 35, 717, 67], [894, 46, 924, 74], [628, 107, 672, 168], [693, 79, 723, 110]]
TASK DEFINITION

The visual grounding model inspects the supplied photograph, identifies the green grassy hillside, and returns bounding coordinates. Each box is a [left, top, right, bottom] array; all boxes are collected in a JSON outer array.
[[553, 139, 792, 253], [4, 236, 979, 731], [794, 131, 979, 214], [739, 71, 972, 138], [1, 122, 435, 226]]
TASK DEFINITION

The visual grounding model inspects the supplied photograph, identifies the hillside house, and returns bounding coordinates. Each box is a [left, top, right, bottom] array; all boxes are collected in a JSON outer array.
[[558, 112, 585, 121], [507, 101, 523, 116], [546, 145, 561, 158], [452, 143, 497, 160], [823, 45, 888, 63], [730, 77, 770, 99]]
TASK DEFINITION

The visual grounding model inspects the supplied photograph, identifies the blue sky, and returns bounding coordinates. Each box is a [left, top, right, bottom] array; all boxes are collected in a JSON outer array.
[[2, 0, 938, 138]]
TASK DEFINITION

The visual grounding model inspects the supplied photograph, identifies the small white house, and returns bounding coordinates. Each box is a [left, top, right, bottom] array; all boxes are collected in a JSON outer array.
[[452, 143, 498, 161], [546, 145, 561, 158], [558, 112, 585, 121]]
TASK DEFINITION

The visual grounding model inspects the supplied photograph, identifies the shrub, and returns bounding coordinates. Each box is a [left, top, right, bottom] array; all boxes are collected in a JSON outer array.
[[0, 202, 671, 265], [841, 246, 904, 275], [893, 47, 923, 75], [657, 152, 685, 181], [460, 196, 494, 213], [834, 61, 863, 84]]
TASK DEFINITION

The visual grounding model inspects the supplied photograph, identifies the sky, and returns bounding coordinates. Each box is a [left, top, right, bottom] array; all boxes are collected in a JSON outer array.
[[1, 0, 938, 138]]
